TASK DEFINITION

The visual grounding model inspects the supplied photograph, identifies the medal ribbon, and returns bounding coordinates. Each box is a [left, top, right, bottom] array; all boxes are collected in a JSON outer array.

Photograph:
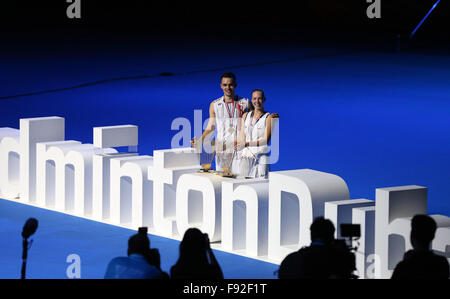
[[224, 96, 236, 120], [224, 97, 238, 140]]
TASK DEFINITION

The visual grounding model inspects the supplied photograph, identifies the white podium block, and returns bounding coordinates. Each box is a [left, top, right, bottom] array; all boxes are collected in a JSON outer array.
[[92, 153, 136, 221], [20, 117, 65, 203], [324, 198, 374, 239], [93, 125, 138, 148], [222, 178, 269, 257], [0, 128, 20, 198], [149, 148, 200, 237], [176, 173, 232, 242], [268, 169, 350, 263], [374, 185, 427, 278], [110, 155, 154, 229]]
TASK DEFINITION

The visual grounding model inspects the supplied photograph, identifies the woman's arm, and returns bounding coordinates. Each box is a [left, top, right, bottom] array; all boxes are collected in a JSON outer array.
[[236, 112, 248, 151], [245, 114, 273, 147]]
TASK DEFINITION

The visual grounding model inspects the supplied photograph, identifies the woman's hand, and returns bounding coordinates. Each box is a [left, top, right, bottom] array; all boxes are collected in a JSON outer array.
[[235, 139, 246, 151], [270, 113, 279, 119]]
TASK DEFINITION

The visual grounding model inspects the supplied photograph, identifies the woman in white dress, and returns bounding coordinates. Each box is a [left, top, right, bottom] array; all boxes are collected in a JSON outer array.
[[237, 89, 274, 178]]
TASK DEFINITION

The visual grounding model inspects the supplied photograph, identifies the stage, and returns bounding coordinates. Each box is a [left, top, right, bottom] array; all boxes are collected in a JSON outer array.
[[1, 31, 449, 278], [0, 197, 280, 279]]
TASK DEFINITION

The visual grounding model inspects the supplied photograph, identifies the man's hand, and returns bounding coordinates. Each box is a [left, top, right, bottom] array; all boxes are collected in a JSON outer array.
[[191, 137, 197, 148]]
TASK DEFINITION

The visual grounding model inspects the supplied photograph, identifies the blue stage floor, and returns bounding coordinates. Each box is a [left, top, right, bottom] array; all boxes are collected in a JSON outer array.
[[1, 33, 449, 278], [0, 198, 279, 279]]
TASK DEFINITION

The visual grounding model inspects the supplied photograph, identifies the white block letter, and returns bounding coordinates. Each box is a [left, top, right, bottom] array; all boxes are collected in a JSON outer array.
[[222, 179, 269, 257], [0, 128, 21, 198], [324, 199, 374, 239], [148, 148, 200, 237], [176, 173, 224, 242], [268, 169, 350, 263], [20, 117, 65, 203], [110, 156, 154, 229], [374, 185, 427, 278]]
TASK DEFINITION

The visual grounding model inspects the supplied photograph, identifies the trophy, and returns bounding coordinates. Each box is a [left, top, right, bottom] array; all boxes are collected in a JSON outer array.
[[239, 147, 257, 179], [193, 137, 215, 173], [216, 152, 234, 177], [215, 139, 235, 177]]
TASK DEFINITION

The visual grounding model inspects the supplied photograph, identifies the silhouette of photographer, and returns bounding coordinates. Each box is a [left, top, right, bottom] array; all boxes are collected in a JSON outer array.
[[392, 214, 449, 279], [104, 227, 168, 279], [278, 217, 355, 279], [170, 228, 224, 279]]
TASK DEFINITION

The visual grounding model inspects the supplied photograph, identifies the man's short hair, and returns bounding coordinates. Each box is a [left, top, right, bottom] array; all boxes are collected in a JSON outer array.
[[310, 217, 335, 244], [220, 72, 237, 85], [411, 214, 437, 245]]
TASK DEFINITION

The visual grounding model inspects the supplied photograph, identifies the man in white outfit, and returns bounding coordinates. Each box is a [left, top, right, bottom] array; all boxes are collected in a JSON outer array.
[[191, 72, 277, 175]]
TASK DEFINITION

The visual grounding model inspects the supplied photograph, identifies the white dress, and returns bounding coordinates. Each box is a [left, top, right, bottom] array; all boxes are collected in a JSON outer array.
[[212, 96, 250, 174], [239, 111, 270, 178]]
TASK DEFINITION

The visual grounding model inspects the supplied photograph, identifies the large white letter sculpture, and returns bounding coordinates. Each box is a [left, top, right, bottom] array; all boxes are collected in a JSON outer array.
[[110, 155, 154, 229], [431, 215, 450, 264], [92, 125, 137, 221], [325, 199, 374, 239], [353, 206, 376, 279], [268, 169, 350, 262], [21, 117, 66, 203], [36, 140, 81, 209], [222, 178, 269, 257], [374, 185, 428, 278], [1, 116, 449, 279], [36, 141, 116, 216], [176, 173, 228, 242], [0, 128, 21, 198], [149, 148, 200, 237], [0, 117, 66, 202]]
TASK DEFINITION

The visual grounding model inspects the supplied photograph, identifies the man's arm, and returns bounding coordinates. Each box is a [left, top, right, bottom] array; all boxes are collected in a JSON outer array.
[[191, 101, 216, 147]]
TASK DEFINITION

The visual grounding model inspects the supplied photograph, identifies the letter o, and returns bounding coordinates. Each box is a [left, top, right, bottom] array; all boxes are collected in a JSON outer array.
[[175, 174, 221, 241]]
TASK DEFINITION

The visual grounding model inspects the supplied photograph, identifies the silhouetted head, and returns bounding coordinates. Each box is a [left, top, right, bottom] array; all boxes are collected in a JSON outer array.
[[128, 233, 150, 256], [310, 217, 335, 245], [178, 228, 208, 264], [411, 214, 437, 250]]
